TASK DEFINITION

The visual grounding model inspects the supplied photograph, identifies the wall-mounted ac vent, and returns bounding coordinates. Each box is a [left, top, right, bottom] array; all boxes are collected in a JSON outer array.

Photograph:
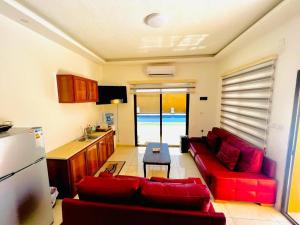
[[146, 65, 175, 76]]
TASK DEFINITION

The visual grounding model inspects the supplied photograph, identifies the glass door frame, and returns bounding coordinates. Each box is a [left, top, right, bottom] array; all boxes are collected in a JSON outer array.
[[134, 93, 190, 147], [281, 71, 300, 225]]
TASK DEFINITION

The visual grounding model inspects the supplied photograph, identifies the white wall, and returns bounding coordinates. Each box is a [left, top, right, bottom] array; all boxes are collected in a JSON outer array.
[[101, 62, 219, 145], [216, 0, 300, 208], [0, 15, 103, 152]]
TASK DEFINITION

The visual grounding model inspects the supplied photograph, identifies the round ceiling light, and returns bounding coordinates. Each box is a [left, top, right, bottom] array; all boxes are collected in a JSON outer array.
[[144, 13, 168, 28]]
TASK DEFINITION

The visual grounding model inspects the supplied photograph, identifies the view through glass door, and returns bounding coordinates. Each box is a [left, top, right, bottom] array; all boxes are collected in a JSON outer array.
[[162, 93, 187, 145], [136, 93, 161, 145], [135, 92, 188, 146], [282, 71, 300, 225]]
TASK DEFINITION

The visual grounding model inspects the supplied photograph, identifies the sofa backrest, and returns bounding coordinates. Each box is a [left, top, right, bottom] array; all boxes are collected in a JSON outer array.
[[211, 127, 231, 141], [61, 198, 226, 225]]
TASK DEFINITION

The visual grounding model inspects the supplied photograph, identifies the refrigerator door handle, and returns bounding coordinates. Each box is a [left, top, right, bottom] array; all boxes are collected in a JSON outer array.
[[0, 157, 45, 182], [34, 157, 45, 164], [0, 172, 15, 182]]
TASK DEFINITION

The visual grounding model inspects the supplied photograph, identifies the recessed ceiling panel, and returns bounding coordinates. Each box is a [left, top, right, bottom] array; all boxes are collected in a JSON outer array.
[[17, 0, 282, 60]]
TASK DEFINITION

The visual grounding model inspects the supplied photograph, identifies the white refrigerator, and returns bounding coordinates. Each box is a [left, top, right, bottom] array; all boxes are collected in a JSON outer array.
[[0, 127, 53, 225]]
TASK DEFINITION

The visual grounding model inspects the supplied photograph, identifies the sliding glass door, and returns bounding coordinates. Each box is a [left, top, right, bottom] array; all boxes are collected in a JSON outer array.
[[134, 92, 189, 146], [162, 93, 188, 145], [282, 71, 300, 225], [135, 93, 160, 145]]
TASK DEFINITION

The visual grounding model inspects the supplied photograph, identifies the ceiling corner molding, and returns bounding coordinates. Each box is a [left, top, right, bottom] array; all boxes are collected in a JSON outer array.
[[214, 0, 284, 57], [105, 54, 216, 64], [0, 0, 105, 64], [220, 54, 278, 78]]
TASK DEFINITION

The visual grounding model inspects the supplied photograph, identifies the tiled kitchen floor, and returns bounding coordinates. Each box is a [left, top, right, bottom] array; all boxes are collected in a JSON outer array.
[[52, 146, 292, 225]]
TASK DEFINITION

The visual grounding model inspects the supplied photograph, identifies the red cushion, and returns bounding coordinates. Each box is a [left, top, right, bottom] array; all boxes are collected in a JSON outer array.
[[77, 176, 140, 203], [207, 131, 220, 152], [150, 177, 202, 184], [211, 127, 231, 140], [141, 181, 211, 211], [116, 175, 148, 186], [227, 136, 264, 173], [98, 172, 113, 178], [216, 142, 240, 170]]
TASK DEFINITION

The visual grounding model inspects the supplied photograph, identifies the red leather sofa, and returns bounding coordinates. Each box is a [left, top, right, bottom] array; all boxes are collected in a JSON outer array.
[[189, 127, 277, 205], [61, 175, 226, 225]]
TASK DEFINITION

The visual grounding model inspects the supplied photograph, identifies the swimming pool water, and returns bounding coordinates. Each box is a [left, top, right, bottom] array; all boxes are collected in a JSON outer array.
[[137, 114, 186, 123]]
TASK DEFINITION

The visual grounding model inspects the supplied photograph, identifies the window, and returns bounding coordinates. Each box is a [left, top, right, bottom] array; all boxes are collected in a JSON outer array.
[[221, 59, 276, 149]]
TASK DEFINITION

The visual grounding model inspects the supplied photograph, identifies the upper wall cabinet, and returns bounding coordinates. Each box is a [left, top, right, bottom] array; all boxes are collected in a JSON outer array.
[[86, 79, 99, 102], [57, 74, 98, 103]]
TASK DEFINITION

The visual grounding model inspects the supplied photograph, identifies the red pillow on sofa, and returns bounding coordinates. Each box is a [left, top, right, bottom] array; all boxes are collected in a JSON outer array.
[[141, 181, 211, 211], [116, 175, 148, 186], [207, 131, 221, 153], [216, 142, 240, 170], [77, 176, 140, 203], [226, 136, 264, 173], [150, 177, 202, 184]]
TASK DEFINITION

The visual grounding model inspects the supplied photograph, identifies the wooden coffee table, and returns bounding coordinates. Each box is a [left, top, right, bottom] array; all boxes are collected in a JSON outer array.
[[143, 142, 171, 178]]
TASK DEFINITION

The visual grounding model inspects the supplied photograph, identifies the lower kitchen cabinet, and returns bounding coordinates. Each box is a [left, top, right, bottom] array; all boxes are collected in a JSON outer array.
[[46, 130, 114, 198], [98, 138, 107, 167], [86, 143, 99, 176], [107, 132, 114, 158], [69, 150, 87, 196]]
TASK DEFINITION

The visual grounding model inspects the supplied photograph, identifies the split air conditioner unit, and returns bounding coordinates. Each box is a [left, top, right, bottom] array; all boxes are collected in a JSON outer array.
[[146, 65, 175, 76]]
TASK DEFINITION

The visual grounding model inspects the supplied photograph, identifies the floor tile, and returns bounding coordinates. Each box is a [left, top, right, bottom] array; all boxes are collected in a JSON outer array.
[[233, 218, 280, 225]]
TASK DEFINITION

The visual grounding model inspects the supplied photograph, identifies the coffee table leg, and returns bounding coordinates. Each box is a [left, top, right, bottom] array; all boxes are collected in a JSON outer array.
[[144, 163, 146, 178], [167, 164, 170, 178]]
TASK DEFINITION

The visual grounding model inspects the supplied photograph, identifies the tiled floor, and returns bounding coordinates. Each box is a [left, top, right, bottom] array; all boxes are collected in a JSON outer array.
[[52, 146, 292, 225], [289, 212, 300, 224]]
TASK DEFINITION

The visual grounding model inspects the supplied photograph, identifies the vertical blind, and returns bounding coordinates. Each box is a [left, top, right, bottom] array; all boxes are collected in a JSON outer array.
[[221, 59, 276, 149]]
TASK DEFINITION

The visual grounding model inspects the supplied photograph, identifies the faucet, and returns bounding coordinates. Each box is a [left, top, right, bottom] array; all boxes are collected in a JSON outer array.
[[83, 125, 92, 139]]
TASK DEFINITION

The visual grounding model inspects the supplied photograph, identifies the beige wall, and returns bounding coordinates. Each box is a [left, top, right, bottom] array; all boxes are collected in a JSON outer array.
[[216, 0, 300, 208], [0, 15, 103, 152], [100, 62, 219, 145]]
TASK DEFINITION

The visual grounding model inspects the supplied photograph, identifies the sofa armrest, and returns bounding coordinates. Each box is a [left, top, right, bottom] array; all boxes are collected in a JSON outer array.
[[189, 137, 207, 143], [262, 156, 276, 178]]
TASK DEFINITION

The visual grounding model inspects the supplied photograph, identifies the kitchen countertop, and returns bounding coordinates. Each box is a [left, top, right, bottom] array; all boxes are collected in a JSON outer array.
[[46, 130, 113, 160]]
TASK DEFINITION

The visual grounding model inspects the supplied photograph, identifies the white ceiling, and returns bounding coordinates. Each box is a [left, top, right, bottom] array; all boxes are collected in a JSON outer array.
[[16, 0, 282, 61]]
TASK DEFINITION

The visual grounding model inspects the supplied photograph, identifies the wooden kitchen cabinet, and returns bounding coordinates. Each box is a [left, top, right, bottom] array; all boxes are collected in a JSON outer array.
[[56, 75, 75, 103], [69, 151, 87, 196], [107, 132, 114, 158], [73, 76, 88, 102], [98, 139, 107, 167], [46, 130, 114, 198], [86, 143, 99, 176], [56, 74, 98, 103], [86, 79, 99, 102]]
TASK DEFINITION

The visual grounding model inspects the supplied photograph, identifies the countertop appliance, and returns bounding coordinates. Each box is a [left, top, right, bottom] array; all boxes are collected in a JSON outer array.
[[0, 127, 53, 225]]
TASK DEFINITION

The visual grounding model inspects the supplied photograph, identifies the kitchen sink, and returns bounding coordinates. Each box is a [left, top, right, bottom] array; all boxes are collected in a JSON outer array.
[[87, 135, 98, 140], [78, 135, 98, 142]]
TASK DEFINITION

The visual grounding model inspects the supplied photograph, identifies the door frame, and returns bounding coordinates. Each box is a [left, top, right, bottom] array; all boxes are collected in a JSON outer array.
[[281, 70, 300, 225], [134, 93, 190, 147]]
